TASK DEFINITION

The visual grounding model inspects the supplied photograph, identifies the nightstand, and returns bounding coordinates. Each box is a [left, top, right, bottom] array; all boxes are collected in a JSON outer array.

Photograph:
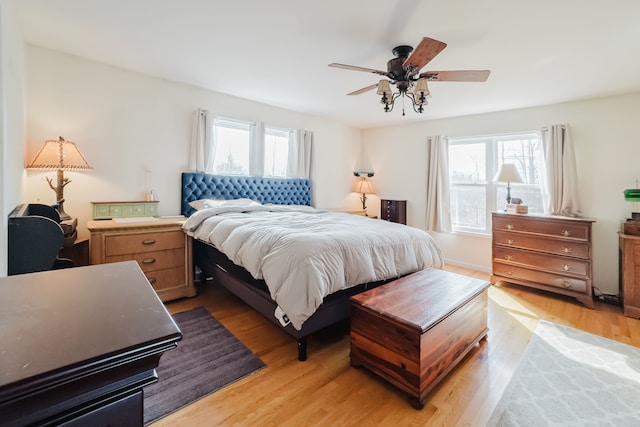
[[87, 217, 196, 302], [381, 199, 407, 224]]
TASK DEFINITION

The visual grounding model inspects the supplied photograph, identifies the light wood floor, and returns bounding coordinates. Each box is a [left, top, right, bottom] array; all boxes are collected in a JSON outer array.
[[153, 265, 640, 426]]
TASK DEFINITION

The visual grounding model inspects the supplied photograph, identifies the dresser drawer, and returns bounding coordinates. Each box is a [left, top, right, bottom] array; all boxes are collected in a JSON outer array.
[[493, 231, 590, 259], [104, 230, 185, 256], [144, 266, 186, 292], [493, 247, 590, 277], [492, 216, 590, 241], [105, 248, 185, 273], [492, 263, 588, 293]]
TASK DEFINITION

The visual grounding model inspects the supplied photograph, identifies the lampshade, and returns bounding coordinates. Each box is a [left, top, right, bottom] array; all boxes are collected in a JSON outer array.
[[414, 78, 430, 96], [26, 136, 93, 171], [493, 164, 523, 183], [353, 178, 375, 195], [376, 80, 392, 96], [26, 136, 92, 220]]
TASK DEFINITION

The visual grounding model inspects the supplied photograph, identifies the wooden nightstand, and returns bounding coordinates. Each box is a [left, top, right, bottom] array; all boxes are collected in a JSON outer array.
[[87, 217, 196, 302]]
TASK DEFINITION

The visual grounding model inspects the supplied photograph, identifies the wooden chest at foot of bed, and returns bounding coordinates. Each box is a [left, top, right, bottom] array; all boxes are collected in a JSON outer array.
[[349, 268, 490, 409]]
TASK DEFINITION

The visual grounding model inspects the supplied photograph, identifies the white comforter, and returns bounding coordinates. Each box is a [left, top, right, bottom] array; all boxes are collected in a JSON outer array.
[[183, 205, 443, 330]]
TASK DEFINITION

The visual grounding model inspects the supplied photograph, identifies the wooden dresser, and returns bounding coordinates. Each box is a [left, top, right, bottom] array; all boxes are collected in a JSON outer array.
[[380, 199, 407, 224], [491, 212, 595, 308], [88, 217, 196, 302], [0, 261, 181, 426], [619, 232, 640, 318]]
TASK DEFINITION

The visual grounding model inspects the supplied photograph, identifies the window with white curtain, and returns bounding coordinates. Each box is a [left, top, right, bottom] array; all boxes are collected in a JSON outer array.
[[264, 127, 289, 177], [211, 118, 289, 177], [448, 132, 543, 234]]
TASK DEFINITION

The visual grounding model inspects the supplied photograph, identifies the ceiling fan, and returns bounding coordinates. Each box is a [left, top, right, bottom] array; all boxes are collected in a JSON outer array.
[[329, 37, 490, 115]]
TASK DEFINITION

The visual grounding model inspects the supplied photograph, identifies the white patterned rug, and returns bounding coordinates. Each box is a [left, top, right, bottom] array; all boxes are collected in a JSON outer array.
[[487, 320, 640, 427]]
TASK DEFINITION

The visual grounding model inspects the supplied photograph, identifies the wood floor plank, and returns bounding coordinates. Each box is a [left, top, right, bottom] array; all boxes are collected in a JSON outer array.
[[152, 266, 640, 426]]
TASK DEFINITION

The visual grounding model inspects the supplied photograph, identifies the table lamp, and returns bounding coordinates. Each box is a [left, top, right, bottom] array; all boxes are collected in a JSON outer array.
[[353, 176, 375, 213], [26, 136, 92, 220], [493, 163, 523, 209]]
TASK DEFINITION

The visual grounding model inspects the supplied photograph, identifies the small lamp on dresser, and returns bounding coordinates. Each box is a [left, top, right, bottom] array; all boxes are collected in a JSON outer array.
[[493, 163, 523, 210]]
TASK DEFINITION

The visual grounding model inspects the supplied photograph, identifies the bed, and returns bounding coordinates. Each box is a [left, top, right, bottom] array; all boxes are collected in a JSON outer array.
[[181, 172, 443, 361]]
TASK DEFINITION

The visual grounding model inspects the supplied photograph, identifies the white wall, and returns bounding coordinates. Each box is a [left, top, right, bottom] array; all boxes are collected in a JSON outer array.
[[0, 0, 26, 277], [24, 46, 363, 240], [364, 92, 640, 296]]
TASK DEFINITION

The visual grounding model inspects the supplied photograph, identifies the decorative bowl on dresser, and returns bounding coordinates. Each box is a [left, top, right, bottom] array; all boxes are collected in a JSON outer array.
[[491, 212, 596, 308], [87, 217, 196, 302]]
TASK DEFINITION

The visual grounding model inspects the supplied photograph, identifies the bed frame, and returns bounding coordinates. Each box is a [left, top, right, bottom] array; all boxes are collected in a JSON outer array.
[[181, 172, 393, 361]]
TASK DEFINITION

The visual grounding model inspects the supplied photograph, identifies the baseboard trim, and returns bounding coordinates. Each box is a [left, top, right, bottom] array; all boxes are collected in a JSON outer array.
[[443, 258, 491, 274]]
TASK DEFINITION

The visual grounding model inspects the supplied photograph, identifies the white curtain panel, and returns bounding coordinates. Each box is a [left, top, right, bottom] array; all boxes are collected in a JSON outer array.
[[189, 109, 217, 173], [540, 124, 582, 217], [425, 135, 452, 232], [249, 121, 265, 176], [287, 129, 313, 179]]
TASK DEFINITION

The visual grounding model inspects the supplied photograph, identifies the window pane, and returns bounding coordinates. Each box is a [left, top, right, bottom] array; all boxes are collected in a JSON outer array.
[[214, 125, 250, 175], [448, 132, 544, 234], [450, 185, 486, 230], [495, 136, 544, 213], [449, 143, 486, 183], [264, 130, 289, 177]]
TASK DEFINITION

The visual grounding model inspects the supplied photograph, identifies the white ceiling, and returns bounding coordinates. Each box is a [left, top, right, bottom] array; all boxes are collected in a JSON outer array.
[[15, 0, 640, 129]]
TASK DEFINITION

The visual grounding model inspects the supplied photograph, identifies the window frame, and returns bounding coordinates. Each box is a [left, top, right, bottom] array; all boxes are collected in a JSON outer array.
[[448, 131, 542, 235], [211, 117, 292, 178]]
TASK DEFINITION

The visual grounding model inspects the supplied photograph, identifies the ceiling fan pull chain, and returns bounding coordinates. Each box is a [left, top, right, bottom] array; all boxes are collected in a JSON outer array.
[[402, 93, 406, 116]]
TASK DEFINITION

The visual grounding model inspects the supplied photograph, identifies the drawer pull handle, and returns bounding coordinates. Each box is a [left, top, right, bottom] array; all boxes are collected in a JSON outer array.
[[507, 224, 514, 230], [142, 239, 156, 245], [506, 239, 514, 245], [506, 270, 514, 276], [142, 258, 156, 264], [504, 255, 513, 261], [561, 230, 571, 237], [561, 247, 572, 254], [148, 278, 157, 284], [561, 280, 571, 288], [562, 264, 571, 271]]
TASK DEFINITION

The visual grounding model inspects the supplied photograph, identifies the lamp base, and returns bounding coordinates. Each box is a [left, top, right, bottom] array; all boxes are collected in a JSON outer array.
[[54, 202, 71, 221]]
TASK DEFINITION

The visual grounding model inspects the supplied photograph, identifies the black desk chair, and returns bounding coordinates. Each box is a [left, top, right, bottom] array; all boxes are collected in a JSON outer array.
[[8, 204, 74, 275]]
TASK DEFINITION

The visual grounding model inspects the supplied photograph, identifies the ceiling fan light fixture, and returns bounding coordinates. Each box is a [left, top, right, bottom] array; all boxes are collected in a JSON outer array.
[[376, 80, 392, 96], [330, 36, 490, 116]]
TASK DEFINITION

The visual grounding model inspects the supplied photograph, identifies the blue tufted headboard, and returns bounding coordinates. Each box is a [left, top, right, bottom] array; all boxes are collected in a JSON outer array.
[[181, 173, 312, 216]]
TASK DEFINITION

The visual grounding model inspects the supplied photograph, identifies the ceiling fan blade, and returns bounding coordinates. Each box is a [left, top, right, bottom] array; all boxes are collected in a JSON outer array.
[[347, 83, 378, 96], [403, 37, 447, 73], [329, 63, 388, 76], [419, 70, 491, 82]]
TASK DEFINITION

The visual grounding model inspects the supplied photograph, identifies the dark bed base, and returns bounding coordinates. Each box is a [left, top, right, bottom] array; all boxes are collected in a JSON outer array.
[[193, 239, 393, 361]]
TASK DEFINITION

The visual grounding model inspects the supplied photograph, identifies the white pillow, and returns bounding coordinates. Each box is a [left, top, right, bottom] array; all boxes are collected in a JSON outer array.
[[188, 199, 226, 210], [222, 198, 261, 207], [189, 198, 261, 210]]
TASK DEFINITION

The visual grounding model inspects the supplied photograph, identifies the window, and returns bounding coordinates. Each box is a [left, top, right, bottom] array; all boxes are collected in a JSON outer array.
[[211, 118, 290, 177], [264, 128, 289, 177], [448, 132, 543, 234], [213, 118, 250, 175]]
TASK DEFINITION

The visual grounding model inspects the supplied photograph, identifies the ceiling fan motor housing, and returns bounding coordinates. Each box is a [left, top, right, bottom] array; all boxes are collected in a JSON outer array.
[[388, 45, 414, 81]]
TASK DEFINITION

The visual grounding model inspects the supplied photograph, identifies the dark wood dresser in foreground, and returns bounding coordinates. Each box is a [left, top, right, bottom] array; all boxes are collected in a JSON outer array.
[[0, 261, 182, 426], [491, 212, 595, 308]]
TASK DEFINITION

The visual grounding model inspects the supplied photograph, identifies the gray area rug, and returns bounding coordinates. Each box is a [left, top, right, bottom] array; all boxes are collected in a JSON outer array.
[[144, 307, 265, 424], [487, 320, 640, 426]]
